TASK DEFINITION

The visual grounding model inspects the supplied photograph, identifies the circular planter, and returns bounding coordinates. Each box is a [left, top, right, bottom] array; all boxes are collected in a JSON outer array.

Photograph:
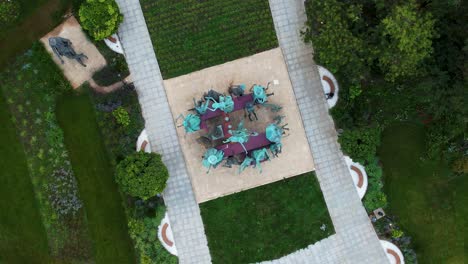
[[136, 129, 152, 153], [158, 213, 178, 256], [344, 156, 368, 199], [104, 33, 124, 54], [380, 240, 404, 264], [317, 65, 339, 108]]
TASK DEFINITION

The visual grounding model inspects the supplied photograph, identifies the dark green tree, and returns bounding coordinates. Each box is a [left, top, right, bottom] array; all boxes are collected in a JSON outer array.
[[116, 152, 169, 200], [378, 1, 435, 82], [0, 0, 21, 27], [304, 0, 368, 86]]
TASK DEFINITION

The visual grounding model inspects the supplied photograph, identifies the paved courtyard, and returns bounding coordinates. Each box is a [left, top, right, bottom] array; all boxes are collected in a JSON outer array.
[[164, 48, 314, 203], [116, 0, 390, 262]]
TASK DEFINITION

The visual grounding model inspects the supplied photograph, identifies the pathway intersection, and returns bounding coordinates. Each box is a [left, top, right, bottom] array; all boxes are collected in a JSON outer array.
[[115, 0, 389, 263]]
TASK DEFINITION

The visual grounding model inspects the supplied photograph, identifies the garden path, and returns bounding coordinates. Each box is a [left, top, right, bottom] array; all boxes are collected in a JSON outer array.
[[40, 16, 106, 88], [114, 0, 389, 262], [263, 0, 389, 263], [114, 0, 212, 263]]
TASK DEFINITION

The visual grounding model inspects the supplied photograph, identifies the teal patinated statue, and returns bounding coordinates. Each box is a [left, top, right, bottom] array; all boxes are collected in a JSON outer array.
[[182, 114, 201, 133], [252, 148, 270, 172], [207, 95, 234, 113], [252, 84, 268, 104], [223, 120, 256, 153], [202, 148, 224, 173]]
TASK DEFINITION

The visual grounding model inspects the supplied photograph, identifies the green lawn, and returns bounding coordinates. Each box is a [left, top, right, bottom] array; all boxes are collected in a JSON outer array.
[[200, 172, 334, 263], [0, 94, 51, 263], [379, 123, 466, 264], [140, 0, 278, 79], [56, 91, 136, 263]]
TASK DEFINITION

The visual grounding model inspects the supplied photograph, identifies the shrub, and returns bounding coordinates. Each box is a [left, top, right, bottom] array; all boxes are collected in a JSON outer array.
[[363, 189, 387, 211], [116, 152, 169, 200], [0, 0, 21, 27], [339, 127, 381, 163], [79, 0, 123, 40], [127, 206, 178, 263], [378, 1, 435, 82], [391, 229, 404, 239], [112, 106, 130, 127]]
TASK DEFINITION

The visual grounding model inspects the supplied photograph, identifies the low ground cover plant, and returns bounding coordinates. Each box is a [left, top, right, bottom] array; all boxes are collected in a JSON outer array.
[[112, 106, 130, 127], [0, 0, 20, 27]]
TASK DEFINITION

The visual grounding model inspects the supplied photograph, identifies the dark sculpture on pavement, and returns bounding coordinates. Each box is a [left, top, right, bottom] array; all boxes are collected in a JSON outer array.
[[48, 37, 88, 67]]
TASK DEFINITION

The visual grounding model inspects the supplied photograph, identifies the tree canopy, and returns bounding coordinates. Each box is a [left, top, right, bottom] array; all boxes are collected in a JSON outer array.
[[379, 1, 435, 81], [79, 0, 123, 40], [116, 152, 169, 200]]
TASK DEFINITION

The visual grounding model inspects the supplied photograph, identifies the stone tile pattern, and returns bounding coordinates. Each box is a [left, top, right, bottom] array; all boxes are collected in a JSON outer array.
[[264, 0, 389, 263], [114, 0, 211, 263]]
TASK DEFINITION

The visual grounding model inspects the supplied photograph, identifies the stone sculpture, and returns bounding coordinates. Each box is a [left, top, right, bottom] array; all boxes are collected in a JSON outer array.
[[48, 37, 88, 67]]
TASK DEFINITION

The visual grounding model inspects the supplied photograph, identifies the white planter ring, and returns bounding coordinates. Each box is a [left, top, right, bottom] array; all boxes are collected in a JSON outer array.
[[317, 65, 339, 108], [104, 33, 124, 54], [344, 156, 368, 199], [136, 129, 152, 153], [380, 240, 405, 264], [158, 213, 178, 256]]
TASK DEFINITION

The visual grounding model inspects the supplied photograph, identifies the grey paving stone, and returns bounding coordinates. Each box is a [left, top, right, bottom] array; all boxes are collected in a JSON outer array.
[[114, 0, 211, 263], [263, 0, 390, 263]]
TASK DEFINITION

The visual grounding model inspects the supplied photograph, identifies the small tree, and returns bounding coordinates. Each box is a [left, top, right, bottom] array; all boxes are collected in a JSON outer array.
[[112, 106, 130, 127], [116, 152, 169, 200], [338, 127, 381, 163], [79, 0, 123, 40], [378, 1, 435, 82]]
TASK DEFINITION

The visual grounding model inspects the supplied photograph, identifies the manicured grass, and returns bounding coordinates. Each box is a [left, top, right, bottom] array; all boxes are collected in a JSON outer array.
[[141, 0, 278, 79], [0, 94, 51, 263], [200, 172, 334, 263], [56, 91, 135, 263], [379, 123, 466, 264]]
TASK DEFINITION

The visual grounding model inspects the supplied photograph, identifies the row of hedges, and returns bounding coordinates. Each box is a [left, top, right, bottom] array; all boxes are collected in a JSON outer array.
[[87, 53, 176, 262]]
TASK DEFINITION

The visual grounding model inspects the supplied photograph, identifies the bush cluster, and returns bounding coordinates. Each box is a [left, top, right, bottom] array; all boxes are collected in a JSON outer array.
[[338, 127, 381, 163], [116, 152, 169, 200], [112, 106, 130, 128], [127, 206, 177, 264], [79, 0, 123, 40]]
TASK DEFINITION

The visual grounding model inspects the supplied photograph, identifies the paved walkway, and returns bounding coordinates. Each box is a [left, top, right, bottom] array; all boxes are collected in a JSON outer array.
[[114, 0, 211, 263], [264, 0, 389, 263]]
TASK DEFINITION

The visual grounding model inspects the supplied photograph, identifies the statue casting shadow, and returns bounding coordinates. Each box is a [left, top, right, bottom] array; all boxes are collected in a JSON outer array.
[[48, 37, 88, 67]]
